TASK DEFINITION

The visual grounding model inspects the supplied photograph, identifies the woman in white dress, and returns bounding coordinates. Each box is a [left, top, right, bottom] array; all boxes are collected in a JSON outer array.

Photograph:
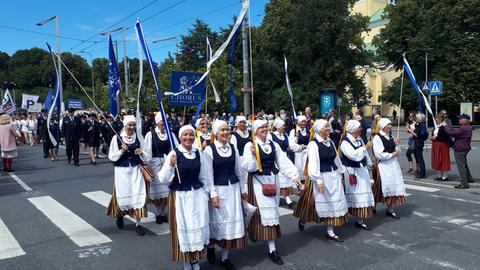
[[143, 112, 178, 224], [230, 116, 251, 158], [294, 119, 348, 242], [158, 125, 214, 270], [288, 116, 309, 180], [340, 120, 375, 230], [242, 120, 300, 265], [194, 117, 211, 150], [372, 118, 406, 219], [107, 115, 148, 236], [267, 119, 303, 208], [204, 120, 246, 270]]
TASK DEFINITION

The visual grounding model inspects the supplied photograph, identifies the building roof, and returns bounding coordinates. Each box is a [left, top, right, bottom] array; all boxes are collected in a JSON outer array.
[[368, 8, 389, 28]]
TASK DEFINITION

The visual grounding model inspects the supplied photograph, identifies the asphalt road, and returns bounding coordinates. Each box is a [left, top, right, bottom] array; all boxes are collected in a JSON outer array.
[[1, 142, 479, 270]]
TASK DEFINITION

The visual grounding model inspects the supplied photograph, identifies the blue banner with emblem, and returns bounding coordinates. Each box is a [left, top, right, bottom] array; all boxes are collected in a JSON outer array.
[[168, 71, 206, 106]]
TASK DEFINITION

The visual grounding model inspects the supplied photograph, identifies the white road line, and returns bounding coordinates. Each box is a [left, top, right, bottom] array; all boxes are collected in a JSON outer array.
[[428, 194, 480, 205], [28, 196, 112, 247], [81, 191, 170, 235], [0, 217, 26, 260], [8, 173, 33, 192], [404, 184, 440, 193], [405, 179, 453, 189]]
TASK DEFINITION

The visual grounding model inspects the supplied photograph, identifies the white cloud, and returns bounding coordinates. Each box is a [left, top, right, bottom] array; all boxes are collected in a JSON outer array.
[[75, 24, 94, 31]]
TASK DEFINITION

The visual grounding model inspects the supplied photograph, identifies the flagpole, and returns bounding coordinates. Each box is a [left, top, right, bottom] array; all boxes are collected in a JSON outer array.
[[205, 37, 208, 116], [396, 66, 405, 138], [248, 3, 255, 117]]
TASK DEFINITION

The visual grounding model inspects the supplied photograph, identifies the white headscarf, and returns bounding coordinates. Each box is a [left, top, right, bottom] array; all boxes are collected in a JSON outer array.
[[235, 115, 247, 126], [155, 112, 163, 124], [313, 119, 328, 133], [346, 120, 361, 134], [179, 125, 195, 138], [252, 119, 267, 134], [379, 118, 392, 130], [273, 119, 285, 130], [297, 115, 307, 124], [195, 118, 204, 129], [212, 120, 227, 135], [122, 115, 136, 126]]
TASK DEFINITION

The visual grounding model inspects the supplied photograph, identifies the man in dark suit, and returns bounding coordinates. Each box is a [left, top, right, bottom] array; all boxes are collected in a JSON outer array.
[[61, 108, 81, 166], [37, 110, 49, 158]]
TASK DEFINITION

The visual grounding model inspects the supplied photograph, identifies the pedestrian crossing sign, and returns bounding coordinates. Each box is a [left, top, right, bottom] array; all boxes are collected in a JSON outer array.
[[422, 82, 429, 92], [429, 81, 442, 95]]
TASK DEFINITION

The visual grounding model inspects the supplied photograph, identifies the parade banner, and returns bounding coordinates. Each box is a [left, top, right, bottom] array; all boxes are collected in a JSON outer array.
[[1, 89, 16, 113], [21, 94, 40, 110], [284, 55, 297, 120], [167, 71, 206, 106], [227, 23, 241, 111], [108, 35, 120, 118], [43, 88, 54, 110], [207, 36, 221, 103], [46, 42, 61, 146]]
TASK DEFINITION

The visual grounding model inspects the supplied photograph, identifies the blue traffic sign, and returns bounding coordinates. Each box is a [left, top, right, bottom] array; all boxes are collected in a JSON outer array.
[[429, 81, 442, 95], [422, 81, 429, 91]]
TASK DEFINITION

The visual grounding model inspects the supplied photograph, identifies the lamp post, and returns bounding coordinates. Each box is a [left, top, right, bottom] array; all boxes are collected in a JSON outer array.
[[152, 36, 179, 60], [37, 16, 62, 112], [79, 50, 95, 104], [421, 47, 433, 127]]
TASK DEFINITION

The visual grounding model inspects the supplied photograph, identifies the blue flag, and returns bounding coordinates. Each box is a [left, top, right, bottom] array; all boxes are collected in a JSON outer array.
[[43, 88, 54, 110], [108, 35, 120, 117], [46, 42, 61, 146], [228, 23, 241, 112]]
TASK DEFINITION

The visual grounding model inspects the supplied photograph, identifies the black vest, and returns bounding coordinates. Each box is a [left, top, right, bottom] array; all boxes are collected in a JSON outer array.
[[340, 136, 367, 168], [200, 134, 211, 146], [211, 143, 239, 186], [379, 134, 395, 153], [151, 131, 171, 158], [297, 129, 310, 145], [169, 148, 203, 191], [314, 139, 338, 172], [255, 141, 279, 175], [232, 131, 251, 156], [113, 136, 142, 167], [271, 133, 289, 152]]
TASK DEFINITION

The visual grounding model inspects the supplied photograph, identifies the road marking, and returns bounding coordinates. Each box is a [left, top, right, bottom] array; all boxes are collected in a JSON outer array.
[[404, 184, 440, 193], [82, 191, 170, 235], [0, 217, 26, 260], [448, 218, 471, 225], [405, 179, 454, 189], [278, 207, 293, 216], [428, 194, 480, 205], [8, 173, 33, 192], [28, 196, 112, 247], [412, 211, 431, 218]]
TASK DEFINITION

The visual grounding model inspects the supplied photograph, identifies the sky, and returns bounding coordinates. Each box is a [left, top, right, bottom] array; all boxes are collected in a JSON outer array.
[[0, 0, 268, 64]]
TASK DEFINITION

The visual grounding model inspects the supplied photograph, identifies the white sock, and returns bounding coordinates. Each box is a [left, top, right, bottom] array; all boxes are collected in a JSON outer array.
[[191, 261, 200, 270], [437, 171, 442, 178], [135, 218, 141, 226], [357, 218, 364, 224], [285, 196, 293, 205], [442, 171, 448, 179], [327, 225, 335, 237], [387, 205, 393, 212], [268, 240, 276, 253], [156, 206, 162, 216], [221, 249, 229, 262], [160, 205, 167, 216], [183, 262, 192, 270]]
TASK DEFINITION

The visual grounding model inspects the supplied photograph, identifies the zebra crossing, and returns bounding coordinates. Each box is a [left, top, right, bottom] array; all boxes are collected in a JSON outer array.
[[0, 183, 436, 261]]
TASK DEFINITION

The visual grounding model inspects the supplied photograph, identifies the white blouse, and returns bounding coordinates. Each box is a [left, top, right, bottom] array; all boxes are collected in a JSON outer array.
[[372, 130, 399, 161], [143, 127, 179, 162], [340, 133, 372, 167], [204, 140, 246, 197], [158, 144, 215, 198], [108, 132, 146, 162], [307, 134, 345, 185]]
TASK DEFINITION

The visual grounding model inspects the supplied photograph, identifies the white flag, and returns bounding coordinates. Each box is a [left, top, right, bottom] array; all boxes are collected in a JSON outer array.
[[1, 89, 16, 113], [22, 94, 40, 110]]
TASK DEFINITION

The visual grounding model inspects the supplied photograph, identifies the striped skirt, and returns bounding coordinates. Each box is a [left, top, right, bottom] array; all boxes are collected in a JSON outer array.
[[348, 207, 373, 219], [293, 177, 321, 223], [280, 187, 294, 197], [148, 197, 168, 208], [106, 186, 147, 219], [247, 175, 281, 241], [168, 190, 204, 262], [211, 236, 247, 250], [372, 164, 406, 206]]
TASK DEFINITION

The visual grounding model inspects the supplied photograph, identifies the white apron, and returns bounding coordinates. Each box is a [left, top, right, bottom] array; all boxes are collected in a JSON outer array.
[[114, 165, 146, 211], [343, 166, 375, 208], [312, 170, 348, 218], [252, 174, 280, 226], [294, 150, 308, 180], [209, 182, 245, 240], [148, 157, 169, 200], [377, 158, 407, 197]]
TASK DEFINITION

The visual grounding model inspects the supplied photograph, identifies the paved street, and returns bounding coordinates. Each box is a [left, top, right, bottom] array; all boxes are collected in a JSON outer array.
[[1, 143, 480, 270]]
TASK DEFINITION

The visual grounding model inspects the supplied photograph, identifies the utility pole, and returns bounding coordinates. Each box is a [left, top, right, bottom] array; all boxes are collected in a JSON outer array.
[[242, 0, 251, 116], [421, 48, 433, 127], [123, 30, 129, 97]]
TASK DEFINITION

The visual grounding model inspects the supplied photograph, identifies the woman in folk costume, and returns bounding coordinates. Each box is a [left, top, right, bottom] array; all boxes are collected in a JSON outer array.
[[267, 118, 303, 208], [204, 120, 247, 270], [288, 115, 310, 180], [372, 118, 406, 219], [230, 116, 251, 157], [158, 125, 214, 270], [194, 117, 212, 150], [431, 113, 451, 181], [242, 120, 300, 265], [340, 120, 375, 230], [143, 112, 179, 224], [107, 115, 148, 236], [294, 119, 348, 242]]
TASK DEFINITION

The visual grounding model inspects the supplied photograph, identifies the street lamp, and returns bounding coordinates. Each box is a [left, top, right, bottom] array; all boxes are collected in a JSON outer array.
[[420, 47, 433, 127], [36, 16, 62, 112], [152, 36, 179, 59], [79, 50, 95, 104]]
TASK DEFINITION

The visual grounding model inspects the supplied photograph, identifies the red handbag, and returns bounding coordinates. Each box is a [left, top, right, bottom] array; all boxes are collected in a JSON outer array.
[[349, 174, 358, 185], [255, 177, 277, 197]]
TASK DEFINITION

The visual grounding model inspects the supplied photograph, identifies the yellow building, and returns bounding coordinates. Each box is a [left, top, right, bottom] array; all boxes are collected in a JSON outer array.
[[352, 0, 401, 118]]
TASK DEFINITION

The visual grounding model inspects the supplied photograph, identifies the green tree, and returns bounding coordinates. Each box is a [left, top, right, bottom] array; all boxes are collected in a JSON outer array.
[[8, 48, 50, 89]]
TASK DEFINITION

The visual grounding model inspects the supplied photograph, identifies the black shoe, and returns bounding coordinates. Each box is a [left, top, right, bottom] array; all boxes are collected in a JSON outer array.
[[155, 215, 163, 224], [116, 217, 124, 229], [135, 225, 145, 236], [435, 177, 441, 181], [386, 210, 400, 219], [249, 235, 257, 243], [326, 234, 344, 242], [74, 163, 79, 167], [44, 155, 48, 158], [468, 180, 474, 183], [268, 250, 284, 265], [454, 185, 469, 189], [92, 161, 96, 166], [207, 246, 216, 264], [161, 215, 168, 223], [287, 201, 296, 209], [355, 221, 371, 231], [298, 220, 305, 232], [415, 173, 425, 179], [220, 258, 236, 270], [372, 207, 377, 214], [67, 159, 71, 165], [439, 178, 449, 182]]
